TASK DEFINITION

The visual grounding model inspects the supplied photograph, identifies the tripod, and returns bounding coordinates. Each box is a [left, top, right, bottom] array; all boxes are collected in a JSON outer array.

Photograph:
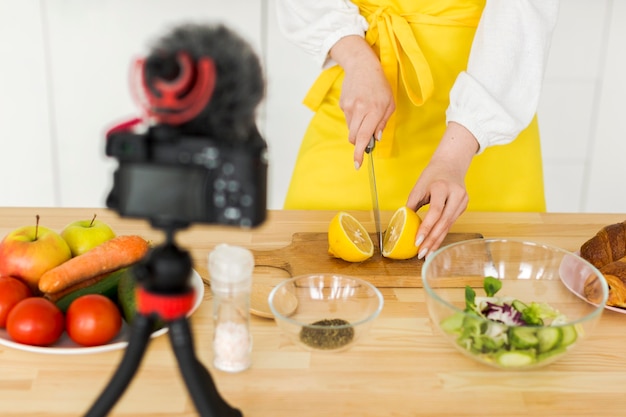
[[84, 225, 242, 417]]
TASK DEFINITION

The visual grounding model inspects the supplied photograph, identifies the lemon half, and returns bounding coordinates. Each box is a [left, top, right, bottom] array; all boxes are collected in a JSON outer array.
[[382, 206, 422, 260], [328, 212, 374, 262]]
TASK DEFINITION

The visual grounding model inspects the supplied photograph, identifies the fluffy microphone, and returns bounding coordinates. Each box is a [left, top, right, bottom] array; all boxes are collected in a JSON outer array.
[[136, 23, 265, 141]]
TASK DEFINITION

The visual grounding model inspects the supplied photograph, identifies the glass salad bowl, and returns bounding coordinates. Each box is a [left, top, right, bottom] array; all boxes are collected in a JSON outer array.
[[268, 273, 384, 352], [422, 238, 608, 370]]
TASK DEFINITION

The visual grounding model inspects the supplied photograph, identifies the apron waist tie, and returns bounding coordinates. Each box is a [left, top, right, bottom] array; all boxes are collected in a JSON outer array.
[[303, 6, 481, 158]]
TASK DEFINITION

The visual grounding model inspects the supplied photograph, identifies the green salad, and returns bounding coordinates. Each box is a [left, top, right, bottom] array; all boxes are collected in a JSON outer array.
[[440, 276, 579, 368]]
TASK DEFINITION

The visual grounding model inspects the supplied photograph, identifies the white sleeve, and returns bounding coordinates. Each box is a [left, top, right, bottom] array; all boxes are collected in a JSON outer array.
[[276, 0, 369, 68], [446, 0, 559, 152]]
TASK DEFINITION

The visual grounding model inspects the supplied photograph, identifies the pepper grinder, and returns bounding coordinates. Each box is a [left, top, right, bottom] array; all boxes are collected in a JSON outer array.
[[208, 243, 253, 372]]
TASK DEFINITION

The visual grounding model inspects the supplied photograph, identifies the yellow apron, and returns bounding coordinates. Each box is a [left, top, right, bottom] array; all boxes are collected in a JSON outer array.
[[284, 0, 546, 212]]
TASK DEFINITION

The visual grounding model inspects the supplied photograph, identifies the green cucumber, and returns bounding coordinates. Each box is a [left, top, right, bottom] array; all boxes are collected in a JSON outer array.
[[117, 268, 139, 324], [477, 333, 505, 353], [511, 299, 528, 313], [440, 312, 465, 333], [55, 268, 127, 313], [537, 326, 563, 353], [537, 346, 567, 363], [116, 269, 165, 331], [508, 326, 539, 349], [560, 325, 578, 347], [496, 350, 536, 367]]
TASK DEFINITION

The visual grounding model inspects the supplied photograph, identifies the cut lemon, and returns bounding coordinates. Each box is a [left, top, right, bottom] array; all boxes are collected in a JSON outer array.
[[328, 212, 374, 262], [382, 206, 422, 260]]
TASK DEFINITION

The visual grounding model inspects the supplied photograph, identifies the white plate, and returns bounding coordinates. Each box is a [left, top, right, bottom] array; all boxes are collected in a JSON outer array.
[[0, 270, 205, 354], [559, 252, 625, 314]]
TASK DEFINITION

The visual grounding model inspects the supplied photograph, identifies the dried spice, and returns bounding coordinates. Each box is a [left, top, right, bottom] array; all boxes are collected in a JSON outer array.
[[299, 318, 355, 350]]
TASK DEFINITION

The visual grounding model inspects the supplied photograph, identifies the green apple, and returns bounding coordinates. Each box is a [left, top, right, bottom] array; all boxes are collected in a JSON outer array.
[[61, 214, 116, 256], [0, 216, 72, 293]]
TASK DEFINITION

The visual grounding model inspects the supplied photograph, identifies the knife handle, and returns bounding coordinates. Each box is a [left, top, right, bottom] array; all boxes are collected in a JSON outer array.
[[365, 136, 375, 154]]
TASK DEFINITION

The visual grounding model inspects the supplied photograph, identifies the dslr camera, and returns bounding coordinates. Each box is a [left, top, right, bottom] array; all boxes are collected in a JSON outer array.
[[105, 124, 267, 228], [105, 23, 268, 229]]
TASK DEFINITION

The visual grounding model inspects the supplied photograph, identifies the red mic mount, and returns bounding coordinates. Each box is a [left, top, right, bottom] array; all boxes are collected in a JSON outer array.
[[131, 52, 216, 126]]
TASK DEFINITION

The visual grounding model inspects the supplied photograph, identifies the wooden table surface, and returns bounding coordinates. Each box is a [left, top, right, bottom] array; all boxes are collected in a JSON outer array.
[[1, 207, 625, 417]]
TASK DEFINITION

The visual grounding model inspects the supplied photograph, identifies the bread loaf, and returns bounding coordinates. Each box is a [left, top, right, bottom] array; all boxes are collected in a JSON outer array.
[[580, 221, 626, 308]]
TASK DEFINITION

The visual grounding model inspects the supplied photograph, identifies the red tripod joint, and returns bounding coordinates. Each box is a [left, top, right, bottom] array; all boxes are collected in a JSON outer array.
[[136, 287, 196, 321]]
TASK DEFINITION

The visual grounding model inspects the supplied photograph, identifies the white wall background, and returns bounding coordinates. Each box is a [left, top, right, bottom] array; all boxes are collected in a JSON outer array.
[[538, 0, 626, 213], [1, 0, 624, 213]]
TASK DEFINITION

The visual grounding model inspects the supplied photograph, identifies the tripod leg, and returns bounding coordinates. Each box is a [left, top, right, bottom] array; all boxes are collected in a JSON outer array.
[[168, 318, 243, 417], [84, 314, 156, 417]]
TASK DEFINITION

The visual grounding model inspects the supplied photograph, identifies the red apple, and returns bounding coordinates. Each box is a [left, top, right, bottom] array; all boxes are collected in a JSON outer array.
[[0, 216, 72, 293]]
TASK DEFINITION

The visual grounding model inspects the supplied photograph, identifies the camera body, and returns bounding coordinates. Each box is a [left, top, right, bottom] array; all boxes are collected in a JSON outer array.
[[106, 123, 268, 228]]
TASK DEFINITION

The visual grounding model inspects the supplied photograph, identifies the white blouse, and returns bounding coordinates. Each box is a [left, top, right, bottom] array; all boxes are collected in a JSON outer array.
[[276, 0, 559, 152]]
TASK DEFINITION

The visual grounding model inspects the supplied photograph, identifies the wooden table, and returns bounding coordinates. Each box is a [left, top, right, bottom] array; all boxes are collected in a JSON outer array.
[[1, 208, 625, 417]]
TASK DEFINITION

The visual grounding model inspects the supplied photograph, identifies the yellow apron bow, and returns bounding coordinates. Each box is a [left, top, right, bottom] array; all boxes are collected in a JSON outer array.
[[303, 6, 479, 157], [367, 7, 434, 108]]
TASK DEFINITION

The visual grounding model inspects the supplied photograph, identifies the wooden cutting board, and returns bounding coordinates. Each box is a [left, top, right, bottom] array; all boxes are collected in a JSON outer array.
[[250, 232, 483, 289]]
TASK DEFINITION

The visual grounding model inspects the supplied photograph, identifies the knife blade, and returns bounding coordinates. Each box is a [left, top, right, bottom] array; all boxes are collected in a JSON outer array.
[[365, 136, 383, 253]]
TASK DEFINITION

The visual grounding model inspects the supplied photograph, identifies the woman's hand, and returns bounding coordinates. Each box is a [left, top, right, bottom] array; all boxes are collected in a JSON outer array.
[[329, 35, 395, 169], [406, 122, 479, 258]]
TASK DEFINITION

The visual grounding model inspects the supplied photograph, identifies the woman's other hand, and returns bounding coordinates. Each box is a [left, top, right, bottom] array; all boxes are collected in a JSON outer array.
[[407, 122, 478, 258], [329, 35, 395, 169]]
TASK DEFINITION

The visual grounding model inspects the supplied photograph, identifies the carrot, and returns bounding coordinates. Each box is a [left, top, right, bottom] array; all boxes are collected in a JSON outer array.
[[38, 235, 149, 294], [42, 272, 108, 302]]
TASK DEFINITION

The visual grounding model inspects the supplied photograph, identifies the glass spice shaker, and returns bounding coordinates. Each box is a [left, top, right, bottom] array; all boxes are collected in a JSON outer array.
[[208, 243, 254, 373]]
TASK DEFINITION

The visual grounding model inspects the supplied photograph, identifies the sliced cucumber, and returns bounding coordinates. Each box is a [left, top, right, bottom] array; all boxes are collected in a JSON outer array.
[[440, 312, 465, 334], [511, 299, 528, 313], [560, 325, 578, 347], [496, 350, 536, 367], [537, 326, 563, 353], [509, 326, 539, 349], [478, 334, 505, 353], [537, 346, 567, 363]]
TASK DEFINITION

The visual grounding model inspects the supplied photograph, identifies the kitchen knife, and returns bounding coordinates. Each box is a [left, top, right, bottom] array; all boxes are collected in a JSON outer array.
[[365, 136, 383, 253]]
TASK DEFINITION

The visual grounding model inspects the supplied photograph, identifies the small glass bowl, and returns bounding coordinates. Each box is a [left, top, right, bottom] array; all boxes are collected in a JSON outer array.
[[269, 273, 384, 352]]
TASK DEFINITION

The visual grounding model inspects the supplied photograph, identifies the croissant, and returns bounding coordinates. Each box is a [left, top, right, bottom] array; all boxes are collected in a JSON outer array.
[[580, 221, 626, 268], [584, 262, 626, 308], [580, 221, 626, 308]]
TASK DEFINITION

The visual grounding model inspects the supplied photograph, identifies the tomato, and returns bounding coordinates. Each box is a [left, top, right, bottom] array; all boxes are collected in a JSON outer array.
[[0, 276, 32, 328], [66, 294, 122, 346], [6, 297, 64, 346]]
